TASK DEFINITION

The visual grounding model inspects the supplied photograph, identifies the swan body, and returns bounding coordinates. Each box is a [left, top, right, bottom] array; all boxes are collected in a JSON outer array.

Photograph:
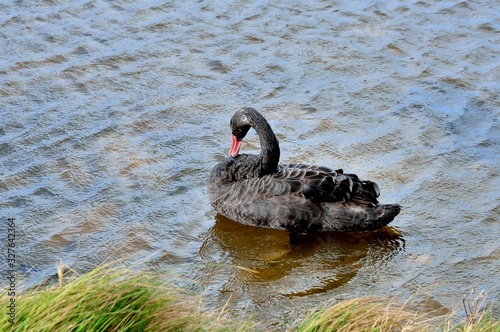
[[208, 107, 401, 233]]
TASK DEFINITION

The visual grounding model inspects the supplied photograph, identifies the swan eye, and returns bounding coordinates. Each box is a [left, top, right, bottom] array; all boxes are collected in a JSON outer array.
[[232, 128, 245, 140], [233, 125, 251, 140]]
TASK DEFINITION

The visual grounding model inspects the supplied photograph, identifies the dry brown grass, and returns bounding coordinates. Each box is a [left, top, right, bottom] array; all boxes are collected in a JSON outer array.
[[295, 291, 499, 332]]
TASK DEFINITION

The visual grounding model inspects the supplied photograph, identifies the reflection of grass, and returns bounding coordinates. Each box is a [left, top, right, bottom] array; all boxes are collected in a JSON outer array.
[[1, 265, 498, 332]]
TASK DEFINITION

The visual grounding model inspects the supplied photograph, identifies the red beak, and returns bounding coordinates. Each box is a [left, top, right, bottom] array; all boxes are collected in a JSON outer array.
[[229, 135, 242, 157]]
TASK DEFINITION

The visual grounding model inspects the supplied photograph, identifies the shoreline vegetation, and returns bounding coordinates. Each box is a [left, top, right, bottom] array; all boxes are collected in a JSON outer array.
[[1, 263, 498, 331]]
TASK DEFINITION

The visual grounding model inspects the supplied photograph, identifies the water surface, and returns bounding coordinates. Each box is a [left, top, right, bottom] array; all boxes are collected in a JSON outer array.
[[1, 0, 499, 327]]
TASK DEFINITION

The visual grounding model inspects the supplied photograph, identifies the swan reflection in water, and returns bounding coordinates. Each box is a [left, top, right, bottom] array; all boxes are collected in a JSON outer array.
[[199, 214, 405, 310]]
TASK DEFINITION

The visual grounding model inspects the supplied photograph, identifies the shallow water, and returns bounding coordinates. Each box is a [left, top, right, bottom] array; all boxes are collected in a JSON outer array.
[[1, 0, 499, 327]]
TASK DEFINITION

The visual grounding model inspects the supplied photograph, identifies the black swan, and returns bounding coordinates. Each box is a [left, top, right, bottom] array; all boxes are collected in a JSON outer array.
[[208, 107, 401, 233]]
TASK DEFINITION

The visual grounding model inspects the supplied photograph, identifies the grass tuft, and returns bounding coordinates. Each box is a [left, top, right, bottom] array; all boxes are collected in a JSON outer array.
[[1, 264, 254, 332], [296, 294, 499, 332], [1, 264, 498, 332]]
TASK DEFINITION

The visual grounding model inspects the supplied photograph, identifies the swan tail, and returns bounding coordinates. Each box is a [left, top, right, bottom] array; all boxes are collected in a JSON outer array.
[[371, 204, 401, 229], [321, 203, 401, 232]]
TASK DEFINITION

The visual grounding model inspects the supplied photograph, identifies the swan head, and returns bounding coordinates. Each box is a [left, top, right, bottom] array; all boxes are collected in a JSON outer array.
[[230, 108, 254, 138], [229, 108, 254, 157]]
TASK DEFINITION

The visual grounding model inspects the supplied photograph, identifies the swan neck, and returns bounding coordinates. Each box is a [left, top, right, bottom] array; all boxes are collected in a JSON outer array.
[[251, 113, 280, 175]]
